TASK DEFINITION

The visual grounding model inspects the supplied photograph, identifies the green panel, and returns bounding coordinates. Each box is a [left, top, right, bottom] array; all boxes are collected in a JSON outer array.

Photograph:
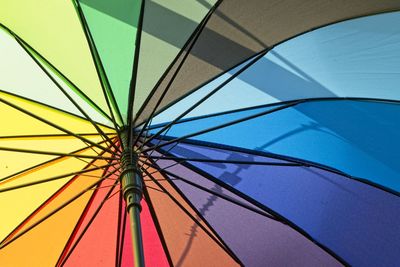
[[79, 0, 141, 123], [0, 0, 112, 120], [133, 0, 216, 116]]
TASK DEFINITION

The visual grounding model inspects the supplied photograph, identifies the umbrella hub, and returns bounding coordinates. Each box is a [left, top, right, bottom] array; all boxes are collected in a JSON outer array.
[[120, 149, 143, 211]]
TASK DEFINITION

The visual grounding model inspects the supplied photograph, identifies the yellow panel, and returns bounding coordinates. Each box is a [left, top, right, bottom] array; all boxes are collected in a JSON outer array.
[[4, 167, 106, 244], [0, 188, 93, 267], [0, 91, 115, 135], [0, 136, 113, 178], [0, 0, 110, 117], [0, 149, 109, 243]]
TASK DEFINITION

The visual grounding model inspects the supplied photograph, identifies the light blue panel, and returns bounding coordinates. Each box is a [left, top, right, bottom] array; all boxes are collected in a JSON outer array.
[[153, 11, 400, 123], [150, 100, 400, 192]]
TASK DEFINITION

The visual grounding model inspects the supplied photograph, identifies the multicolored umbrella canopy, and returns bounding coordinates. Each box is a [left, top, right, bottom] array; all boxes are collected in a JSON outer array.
[[1, 1, 400, 266]]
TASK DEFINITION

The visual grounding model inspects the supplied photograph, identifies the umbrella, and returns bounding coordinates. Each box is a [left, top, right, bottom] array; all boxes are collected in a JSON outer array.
[[1, 0, 399, 266]]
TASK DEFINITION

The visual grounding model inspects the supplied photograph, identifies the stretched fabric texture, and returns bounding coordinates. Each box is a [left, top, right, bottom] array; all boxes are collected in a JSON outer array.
[[133, 0, 217, 117], [143, 166, 239, 266], [0, 0, 112, 119], [0, 161, 109, 266], [149, 151, 342, 266], [134, 0, 400, 125], [153, 142, 400, 266], [0, 26, 110, 126], [148, 100, 400, 192], [79, 0, 141, 121], [151, 11, 400, 122], [120, 198, 169, 267]]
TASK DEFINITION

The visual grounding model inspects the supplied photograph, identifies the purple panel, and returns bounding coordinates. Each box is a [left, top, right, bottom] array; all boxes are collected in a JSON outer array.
[[156, 142, 400, 267], [151, 151, 341, 267]]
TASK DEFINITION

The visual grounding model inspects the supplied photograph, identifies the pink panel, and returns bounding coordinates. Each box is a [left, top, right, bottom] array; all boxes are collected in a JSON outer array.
[[121, 199, 169, 267]]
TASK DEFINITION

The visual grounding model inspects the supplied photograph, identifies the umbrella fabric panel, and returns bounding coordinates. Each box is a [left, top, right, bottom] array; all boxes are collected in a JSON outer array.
[[132, 0, 217, 117], [0, 27, 109, 126], [58, 169, 119, 265], [0, 160, 86, 244], [150, 11, 400, 121], [160, 142, 400, 266], [63, 179, 120, 267], [133, 0, 400, 125], [79, 0, 141, 121], [143, 167, 240, 266], [0, 156, 107, 246], [0, 175, 95, 266], [149, 100, 400, 192], [152, 156, 342, 267], [0, 0, 112, 118], [120, 199, 169, 267], [0, 90, 114, 136]]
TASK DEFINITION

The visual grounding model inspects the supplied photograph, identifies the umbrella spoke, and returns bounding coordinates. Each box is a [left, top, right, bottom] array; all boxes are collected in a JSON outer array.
[[56, 174, 120, 266], [126, 0, 145, 151], [12, 36, 120, 152], [141, 100, 303, 153], [0, 24, 114, 125], [72, 0, 123, 132], [0, 146, 115, 160], [148, 155, 302, 166], [132, 0, 224, 149], [0, 166, 120, 249], [0, 95, 115, 154], [167, 158, 350, 265], [140, 167, 242, 265], [139, 50, 268, 150], [0, 163, 118, 193], [141, 187, 174, 266], [115, 184, 123, 267], [0, 139, 116, 182], [141, 159, 277, 221]]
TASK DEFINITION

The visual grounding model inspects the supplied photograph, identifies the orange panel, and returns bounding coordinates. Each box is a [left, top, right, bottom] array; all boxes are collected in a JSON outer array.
[[0, 185, 93, 266], [144, 168, 239, 267]]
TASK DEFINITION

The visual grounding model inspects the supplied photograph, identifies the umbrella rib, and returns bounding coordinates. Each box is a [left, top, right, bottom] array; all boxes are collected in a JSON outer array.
[[0, 146, 115, 160], [147, 155, 302, 166], [115, 184, 123, 267], [0, 138, 114, 182], [138, 50, 267, 151], [0, 24, 114, 124], [0, 133, 115, 140], [156, 137, 400, 197], [166, 158, 350, 266], [0, 167, 121, 250], [57, 177, 120, 266], [132, 0, 223, 127], [118, 205, 128, 267], [145, 97, 400, 132], [55, 164, 110, 267], [72, 0, 123, 132], [0, 163, 117, 193], [141, 186, 174, 267], [126, 0, 145, 151], [141, 159, 276, 221], [131, 0, 224, 149], [12, 35, 119, 152], [0, 95, 115, 154], [141, 167, 243, 265], [142, 100, 303, 153]]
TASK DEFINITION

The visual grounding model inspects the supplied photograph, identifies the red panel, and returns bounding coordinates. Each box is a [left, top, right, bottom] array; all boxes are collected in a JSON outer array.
[[121, 199, 169, 267]]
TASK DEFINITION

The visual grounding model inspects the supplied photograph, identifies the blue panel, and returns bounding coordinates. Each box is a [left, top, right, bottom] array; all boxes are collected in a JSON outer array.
[[152, 11, 400, 121], [157, 142, 400, 267], [149, 100, 400, 192]]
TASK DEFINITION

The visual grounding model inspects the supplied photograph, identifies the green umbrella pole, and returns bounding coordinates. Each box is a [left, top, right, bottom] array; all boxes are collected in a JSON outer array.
[[120, 130, 145, 267]]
